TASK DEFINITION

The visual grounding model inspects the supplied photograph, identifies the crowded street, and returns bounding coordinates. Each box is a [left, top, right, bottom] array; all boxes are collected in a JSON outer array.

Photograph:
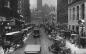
[[1, 0, 86, 54], [12, 28, 54, 54], [10, 27, 86, 54]]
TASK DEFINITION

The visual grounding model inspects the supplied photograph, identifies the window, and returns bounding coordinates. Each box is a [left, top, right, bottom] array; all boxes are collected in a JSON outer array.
[[76, 26, 79, 34], [82, 4, 85, 19], [68, 0, 71, 4], [68, 0, 72, 4], [4, 1, 10, 8], [77, 6, 79, 20], [69, 25, 71, 30], [73, 7, 75, 20], [72, 25, 74, 31], [68, 8, 71, 20], [70, 8, 71, 20]]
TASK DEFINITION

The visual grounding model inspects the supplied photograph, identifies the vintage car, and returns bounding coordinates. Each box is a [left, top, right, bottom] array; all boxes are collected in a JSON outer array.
[[79, 37, 86, 48], [70, 34, 78, 44], [5, 31, 24, 48]]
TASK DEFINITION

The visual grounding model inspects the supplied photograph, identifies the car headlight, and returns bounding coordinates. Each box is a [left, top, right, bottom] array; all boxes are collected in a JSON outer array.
[[17, 44, 20, 47]]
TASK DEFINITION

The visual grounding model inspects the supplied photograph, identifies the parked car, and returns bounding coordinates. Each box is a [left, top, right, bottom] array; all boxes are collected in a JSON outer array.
[[80, 37, 86, 48], [48, 42, 71, 54], [48, 42, 63, 53], [70, 34, 78, 44]]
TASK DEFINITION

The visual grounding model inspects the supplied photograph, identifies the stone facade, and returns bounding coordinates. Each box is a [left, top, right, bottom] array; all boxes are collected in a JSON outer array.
[[68, 0, 86, 35]]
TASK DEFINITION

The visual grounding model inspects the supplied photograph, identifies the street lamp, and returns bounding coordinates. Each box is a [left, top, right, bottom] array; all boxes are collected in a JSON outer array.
[[78, 19, 85, 37], [78, 19, 86, 48]]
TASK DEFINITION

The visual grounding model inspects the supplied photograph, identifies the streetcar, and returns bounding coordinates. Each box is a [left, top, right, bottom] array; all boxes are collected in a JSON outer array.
[[24, 45, 41, 54]]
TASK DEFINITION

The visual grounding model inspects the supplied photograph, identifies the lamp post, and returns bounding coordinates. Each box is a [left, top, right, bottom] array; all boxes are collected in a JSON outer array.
[[78, 19, 85, 47], [81, 23, 84, 37], [78, 19, 85, 37]]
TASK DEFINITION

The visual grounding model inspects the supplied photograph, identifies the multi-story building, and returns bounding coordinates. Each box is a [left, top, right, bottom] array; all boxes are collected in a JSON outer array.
[[36, 0, 43, 24], [37, 0, 42, 10], [18, 0, 31, 23], [0, 0, 19, 19], [57, 0, 68, 24], [68, 0, 86, 34], [18, 0, 23, 14]]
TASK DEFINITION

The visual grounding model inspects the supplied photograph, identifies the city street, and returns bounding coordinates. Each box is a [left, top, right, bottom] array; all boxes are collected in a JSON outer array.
[[11, 28, 86, 54], [12, 28, 54, 54], [0, 27, 86, 54], [1, 0, 86, 54]]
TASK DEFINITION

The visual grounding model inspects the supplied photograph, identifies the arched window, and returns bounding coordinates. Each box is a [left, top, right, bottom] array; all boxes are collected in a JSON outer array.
[[77, 6, 79, 20], [82, 4, 85, 19], [76, 26, 79, 34]]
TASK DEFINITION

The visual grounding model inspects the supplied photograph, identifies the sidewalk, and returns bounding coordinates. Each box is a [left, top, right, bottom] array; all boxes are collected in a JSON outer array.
[[66, 40, 86, 54], [65, 40, 79, 54], [0, 46, 4, 54], [56, 34, 86, 54]]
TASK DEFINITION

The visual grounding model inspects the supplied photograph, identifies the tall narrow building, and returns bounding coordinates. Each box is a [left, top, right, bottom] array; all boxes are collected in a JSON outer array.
[[18, 0, 31, 23], [36, 0, 43, 24], [37, 0, 42, 10]]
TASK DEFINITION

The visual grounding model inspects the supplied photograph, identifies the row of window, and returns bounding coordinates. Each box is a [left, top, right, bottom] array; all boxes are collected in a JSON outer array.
[[68, 0, 82, 4], [69, 3, 85, 20], [69, 25, 79, 33]]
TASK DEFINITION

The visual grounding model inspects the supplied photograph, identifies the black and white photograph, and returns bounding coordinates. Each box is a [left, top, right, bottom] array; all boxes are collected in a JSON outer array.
[[0, 0, 86, 54]]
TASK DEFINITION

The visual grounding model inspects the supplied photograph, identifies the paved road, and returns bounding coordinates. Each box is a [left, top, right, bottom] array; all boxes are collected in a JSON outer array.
[[40, 28, 53, 54], [12, 28, 54, 54], [2, 28, 86, 54]]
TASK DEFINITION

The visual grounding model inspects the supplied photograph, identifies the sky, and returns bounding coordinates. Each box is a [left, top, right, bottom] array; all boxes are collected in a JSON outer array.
[[30, 0, 57, 9]]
